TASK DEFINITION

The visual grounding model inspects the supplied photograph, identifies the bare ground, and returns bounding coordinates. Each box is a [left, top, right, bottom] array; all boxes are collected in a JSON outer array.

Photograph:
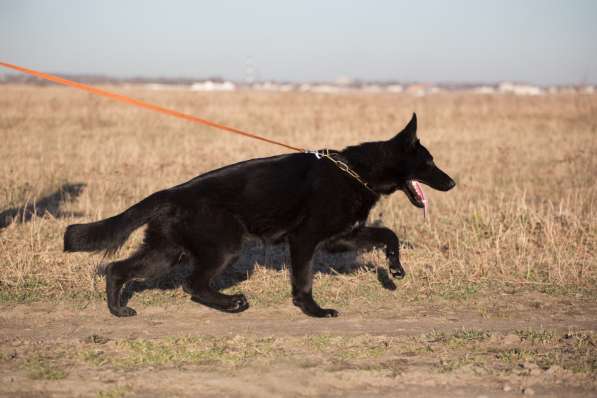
[[1, 292, 596, 397]]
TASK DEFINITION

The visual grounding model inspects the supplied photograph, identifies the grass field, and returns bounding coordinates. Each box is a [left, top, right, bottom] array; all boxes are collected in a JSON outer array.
[[1, 85, 596, 397]]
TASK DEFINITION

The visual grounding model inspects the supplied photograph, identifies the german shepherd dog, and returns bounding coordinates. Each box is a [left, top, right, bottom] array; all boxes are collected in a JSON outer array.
[[64, 113, 455, 318]]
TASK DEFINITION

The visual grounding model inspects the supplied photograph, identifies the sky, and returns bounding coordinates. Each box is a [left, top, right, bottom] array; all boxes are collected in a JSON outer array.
[[1, 0, 596, 85]]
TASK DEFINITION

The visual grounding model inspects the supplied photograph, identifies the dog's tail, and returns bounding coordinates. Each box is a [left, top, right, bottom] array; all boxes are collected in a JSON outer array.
[[64, 190, 169, 254]]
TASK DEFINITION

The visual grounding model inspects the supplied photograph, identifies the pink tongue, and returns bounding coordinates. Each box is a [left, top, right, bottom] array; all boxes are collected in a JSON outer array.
[[412, 181, 428, 219]]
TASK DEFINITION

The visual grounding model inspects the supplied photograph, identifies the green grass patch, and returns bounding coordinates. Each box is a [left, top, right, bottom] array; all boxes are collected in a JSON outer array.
[[82, 336, 282, 369], [494, 331, 597, 374], [422, 328, 490, 347], [0, 277, 51, 304], [96, 386, 130, 398], [22, 355, 67, 380], [515, 329, 556, 344]]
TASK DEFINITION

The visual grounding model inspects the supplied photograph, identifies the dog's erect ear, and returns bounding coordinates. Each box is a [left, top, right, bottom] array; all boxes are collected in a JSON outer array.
[[392, 113, 417, 146]]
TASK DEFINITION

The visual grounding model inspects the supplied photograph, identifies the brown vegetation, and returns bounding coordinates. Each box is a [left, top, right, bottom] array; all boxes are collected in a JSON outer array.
[[1, 85, 595, 301], [0, 85, 595, 396]]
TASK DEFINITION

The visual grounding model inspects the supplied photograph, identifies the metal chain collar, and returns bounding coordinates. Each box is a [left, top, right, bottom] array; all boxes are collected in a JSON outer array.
[[307, 149, 378, 195]]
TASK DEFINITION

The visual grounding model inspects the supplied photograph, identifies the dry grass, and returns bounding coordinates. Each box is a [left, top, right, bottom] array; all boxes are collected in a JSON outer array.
[[0, 85, 596, 304]]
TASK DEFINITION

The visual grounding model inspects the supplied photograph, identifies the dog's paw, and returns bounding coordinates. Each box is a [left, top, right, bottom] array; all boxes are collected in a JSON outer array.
[[376, 267, 397, 290], [109, 306, 137, 317], [293, 295, 339, 318], [226, 294, 250, 313], [389, 260, 406, 279], [320, 308, 339, 318], [191, 293, 250, 313], [303, 306, 339, 318], [307, 307, 339, 318]]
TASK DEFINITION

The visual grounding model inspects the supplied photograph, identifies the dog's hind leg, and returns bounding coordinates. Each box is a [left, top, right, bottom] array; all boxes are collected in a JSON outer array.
[[105, 235, 181, 317], [185, 249, 249, 313], [324, 226, 405, 279], [105, 255, 142, 317], [288, 232, 339, 318], [179, 207, 249, 313]]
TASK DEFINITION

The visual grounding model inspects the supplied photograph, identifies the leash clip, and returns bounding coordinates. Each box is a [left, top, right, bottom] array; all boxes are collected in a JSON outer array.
[[305, 149, 326, 159]]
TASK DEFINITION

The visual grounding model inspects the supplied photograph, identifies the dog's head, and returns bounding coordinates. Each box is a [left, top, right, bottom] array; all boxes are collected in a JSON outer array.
[[386, 113, 455, 207]]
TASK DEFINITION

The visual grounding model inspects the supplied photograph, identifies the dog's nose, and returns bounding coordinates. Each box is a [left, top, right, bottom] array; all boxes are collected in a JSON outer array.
[[446, 179, 456, 190]]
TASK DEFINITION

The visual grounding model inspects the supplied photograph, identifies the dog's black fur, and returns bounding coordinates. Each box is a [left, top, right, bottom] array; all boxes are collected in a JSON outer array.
[[64, 113, 455, 318]]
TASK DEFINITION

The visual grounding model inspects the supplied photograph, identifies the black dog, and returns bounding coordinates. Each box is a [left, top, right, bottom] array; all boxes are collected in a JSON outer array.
[[64, 113, 455, 318]]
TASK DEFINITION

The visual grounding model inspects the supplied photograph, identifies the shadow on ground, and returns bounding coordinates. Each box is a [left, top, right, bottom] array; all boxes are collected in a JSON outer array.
[[0, 181, 396, 303], [121, 238, 398, 304], [0, 183, 86, 229]]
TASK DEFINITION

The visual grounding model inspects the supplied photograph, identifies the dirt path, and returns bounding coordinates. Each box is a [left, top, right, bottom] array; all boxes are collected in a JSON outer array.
[[2, 299, 597, 341], [1, 294, 596, 397]]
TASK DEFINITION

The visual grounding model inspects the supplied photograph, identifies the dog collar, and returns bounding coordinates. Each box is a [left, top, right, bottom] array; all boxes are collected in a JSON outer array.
[[306, 149, 378, 196]]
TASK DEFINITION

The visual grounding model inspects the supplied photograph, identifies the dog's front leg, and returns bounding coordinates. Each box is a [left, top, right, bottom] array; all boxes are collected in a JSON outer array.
[[361, 226, 405, 279], [326, 226, 405, 279], [288, 234, 339, 318]]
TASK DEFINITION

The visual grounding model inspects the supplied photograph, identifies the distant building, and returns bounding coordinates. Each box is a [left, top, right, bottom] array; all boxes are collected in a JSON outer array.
[[335, 76, 354, 86], [405, 83, 437, 96], [299, 84, 345, 93], [144, 83, 186, 91], [473, 86, 496, 94], [251, 82, 295, 91], [190, 81, 236, 92], [498, 82, 544, 96], [362, 84, 382, 92], [386, 84, 404, 93]]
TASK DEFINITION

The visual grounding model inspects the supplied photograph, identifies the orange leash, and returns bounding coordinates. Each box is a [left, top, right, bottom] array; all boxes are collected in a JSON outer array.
[[0, 61, 305, 153]]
